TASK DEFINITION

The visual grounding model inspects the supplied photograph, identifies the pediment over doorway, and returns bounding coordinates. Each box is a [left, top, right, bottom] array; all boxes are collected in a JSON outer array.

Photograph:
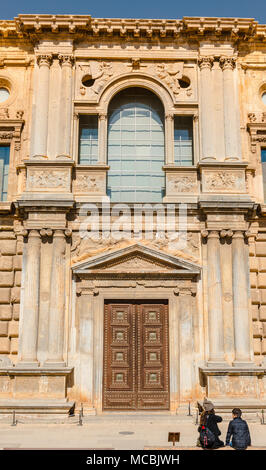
[[72, 243, 200, 279]]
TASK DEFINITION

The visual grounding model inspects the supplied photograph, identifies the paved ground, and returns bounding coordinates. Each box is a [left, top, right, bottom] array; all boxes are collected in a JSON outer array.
[[0, 415, 265, 450]]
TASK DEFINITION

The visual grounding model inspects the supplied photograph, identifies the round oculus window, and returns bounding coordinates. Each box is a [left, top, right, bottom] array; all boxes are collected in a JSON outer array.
[[0, 87, 10, 103]]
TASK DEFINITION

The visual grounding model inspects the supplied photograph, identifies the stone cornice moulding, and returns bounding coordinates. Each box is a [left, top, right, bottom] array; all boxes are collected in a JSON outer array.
[[0, 15, 263, 43]]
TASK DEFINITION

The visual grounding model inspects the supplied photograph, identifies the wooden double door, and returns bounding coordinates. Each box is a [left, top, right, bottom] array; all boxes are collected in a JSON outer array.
[[103, 300, 169, 410]]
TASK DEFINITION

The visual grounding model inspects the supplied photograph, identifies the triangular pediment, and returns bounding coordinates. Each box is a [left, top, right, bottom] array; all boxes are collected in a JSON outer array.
[[72, 243, 200, 277]]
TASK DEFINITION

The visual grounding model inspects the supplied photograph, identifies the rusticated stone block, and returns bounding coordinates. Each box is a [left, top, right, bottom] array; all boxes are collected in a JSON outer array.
[[12, 304, 20, 320], [263, 322, 266, 337], [253, 338, 261, 355], [0, 255, 13, 271], [249, 257, 258, 272], [0, 272, 14, 287], [0, 321, 8, 336], [0, 305, 12, 320], [260, 289, 266, 305], [252, 305, 259, 321], [258, 258, 266, 272], [13, 255, 22, 271], [258, 273, 266, 288], [10, 337, 18, 354], [0, 337, 10, 353], [256, 233, 266, 241], [262, 338, 266, 355], [256, 243, 266, 256], [253, 321, 263, 338], [260, 306, 266, 321], [16, 241, 23, 255], [250, 272, 257, 288], [8, 320, 19, 338], [14, 271, 21, 287], [0, 240, 16, 255], [11, 287, 20, 304], [251, 289, 260, 304], [0, 288, 10, 304]]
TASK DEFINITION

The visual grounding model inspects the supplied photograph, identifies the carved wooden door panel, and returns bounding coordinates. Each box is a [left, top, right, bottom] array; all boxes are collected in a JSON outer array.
[[103, 301, 169, 410]]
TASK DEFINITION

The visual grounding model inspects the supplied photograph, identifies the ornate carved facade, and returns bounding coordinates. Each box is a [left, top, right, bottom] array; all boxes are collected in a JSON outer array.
[[0, 14, 265, 418]]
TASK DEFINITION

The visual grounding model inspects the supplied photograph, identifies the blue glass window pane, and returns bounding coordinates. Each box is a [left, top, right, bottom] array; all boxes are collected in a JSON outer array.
[[261, 149, 266, 162], [0, 146, 9, 201], [79, 115, 98, 164], [107, 88, 165, 202], [174, 116, 193, 166]]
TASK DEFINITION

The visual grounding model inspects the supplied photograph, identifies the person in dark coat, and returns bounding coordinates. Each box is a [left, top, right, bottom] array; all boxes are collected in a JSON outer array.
[[197, 398, 224, 449], [225, 408, 251, 450]]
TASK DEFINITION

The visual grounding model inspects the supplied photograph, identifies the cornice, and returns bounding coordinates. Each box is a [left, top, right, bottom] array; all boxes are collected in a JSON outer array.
[[0, 15, 264, 44]]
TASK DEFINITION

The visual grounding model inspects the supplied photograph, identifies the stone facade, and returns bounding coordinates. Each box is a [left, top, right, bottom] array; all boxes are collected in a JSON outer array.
[[0, 14, 265, 417]]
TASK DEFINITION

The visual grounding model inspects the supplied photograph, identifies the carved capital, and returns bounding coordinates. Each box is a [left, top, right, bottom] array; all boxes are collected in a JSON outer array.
[[65, 228, 72, 238], [198, 56, 214, 70], [40, 228, 53, 238], [220, 229, 233, 239], [58, 54, 74, 66], [36, 54, 53, 67], [219, 56, 236, 71], [99, 113, 107, 121], [165, 113, 174, 121], [201, 230, 209, 239]]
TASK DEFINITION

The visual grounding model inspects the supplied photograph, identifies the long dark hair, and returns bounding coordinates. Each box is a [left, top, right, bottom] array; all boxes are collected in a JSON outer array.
[[200, 409, 215, 426]]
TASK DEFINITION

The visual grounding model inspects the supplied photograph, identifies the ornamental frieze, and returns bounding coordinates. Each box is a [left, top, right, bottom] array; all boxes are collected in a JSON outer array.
[[26, 169, 70, 191]]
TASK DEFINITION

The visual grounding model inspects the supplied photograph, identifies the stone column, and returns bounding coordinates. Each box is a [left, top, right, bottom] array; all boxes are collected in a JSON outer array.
[[232, 231, 252, 365], [79, 289, 95, 406], [31, 54, 52, 158], [57, 55, 74, 159], [165, 114, 174, 165], [98, 113, 108, 164], [45, 230, 67, 366], [198, 57, 215, 161], [18, 230, 41, 366], [203, 230, 225, 364], [220, 57, 239, 161], [179, 287, 194, 402], [220, 230, 235, 364]]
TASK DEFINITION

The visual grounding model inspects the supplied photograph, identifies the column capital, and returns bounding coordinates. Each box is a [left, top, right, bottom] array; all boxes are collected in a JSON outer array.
[[232, 230, 245, 240], [198, 56, 214, 70], [58, 54, 74, 67], [28, 229, 41, 239], [15, 228, 28, 238], [40, 228, 53, 238], [36, 54, 53, 67], [99, 113, 107, 121], [179, 286, 196, 297], [219, 56, 236, 71], [165, 113, 174, 121], [220, 229, 233, 239]]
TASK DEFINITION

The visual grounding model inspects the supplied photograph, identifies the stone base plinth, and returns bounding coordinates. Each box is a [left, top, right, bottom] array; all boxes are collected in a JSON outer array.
[[0, 367, 73, 405]]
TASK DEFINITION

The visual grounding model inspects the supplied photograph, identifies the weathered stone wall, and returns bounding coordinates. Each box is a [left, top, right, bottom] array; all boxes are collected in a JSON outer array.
[[0, 221, 21, 363]]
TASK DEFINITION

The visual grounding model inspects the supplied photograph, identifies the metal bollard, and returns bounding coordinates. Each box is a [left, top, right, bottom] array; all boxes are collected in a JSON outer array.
[[262, 409, 265, 425], [78, 409, 83, 426], [11, 410, 17, 426], [195, 410, 199, 425], [81, 403, 84, 418], [187, 401, 191, 416]]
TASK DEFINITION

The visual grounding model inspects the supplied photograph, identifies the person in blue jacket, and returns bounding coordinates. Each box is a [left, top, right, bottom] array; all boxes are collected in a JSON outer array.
[[226, 408, 251, 450]]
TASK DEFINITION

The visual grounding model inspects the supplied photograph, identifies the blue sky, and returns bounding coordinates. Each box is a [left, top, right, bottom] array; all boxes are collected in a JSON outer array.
[[1, 0, 266, 23]]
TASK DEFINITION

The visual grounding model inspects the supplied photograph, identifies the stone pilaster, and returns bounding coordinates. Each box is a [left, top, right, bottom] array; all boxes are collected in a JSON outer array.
[[57, 55, 74, 159], [18, 229, 41, 366], [232, 231, 253, 365], [220, 56, 240, 161], [31, 54, 53, 158], [98, 113, 107, 164], [202, 230, 226, 365], [165, 113, 174, 165], [44, 229, 69, 367], [78, 287, 96, 407], [178, 287, 194, 401], [198, 56, 215, 161]]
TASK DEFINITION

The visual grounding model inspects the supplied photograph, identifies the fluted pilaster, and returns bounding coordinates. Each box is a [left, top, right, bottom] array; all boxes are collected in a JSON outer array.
[[198, 56, 215, 161]]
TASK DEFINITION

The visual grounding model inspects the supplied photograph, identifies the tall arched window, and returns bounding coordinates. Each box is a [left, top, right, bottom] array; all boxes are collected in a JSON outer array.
[[107, 88, 165, 202]]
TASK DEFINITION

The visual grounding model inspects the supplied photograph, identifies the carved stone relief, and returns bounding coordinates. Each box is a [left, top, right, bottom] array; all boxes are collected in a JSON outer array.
[[26, 169, 70, 191], [75, 60, 196, 101], [73, 173, 105, 193], [167, 174, 197, 193], [202, 170, 246, 193]]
